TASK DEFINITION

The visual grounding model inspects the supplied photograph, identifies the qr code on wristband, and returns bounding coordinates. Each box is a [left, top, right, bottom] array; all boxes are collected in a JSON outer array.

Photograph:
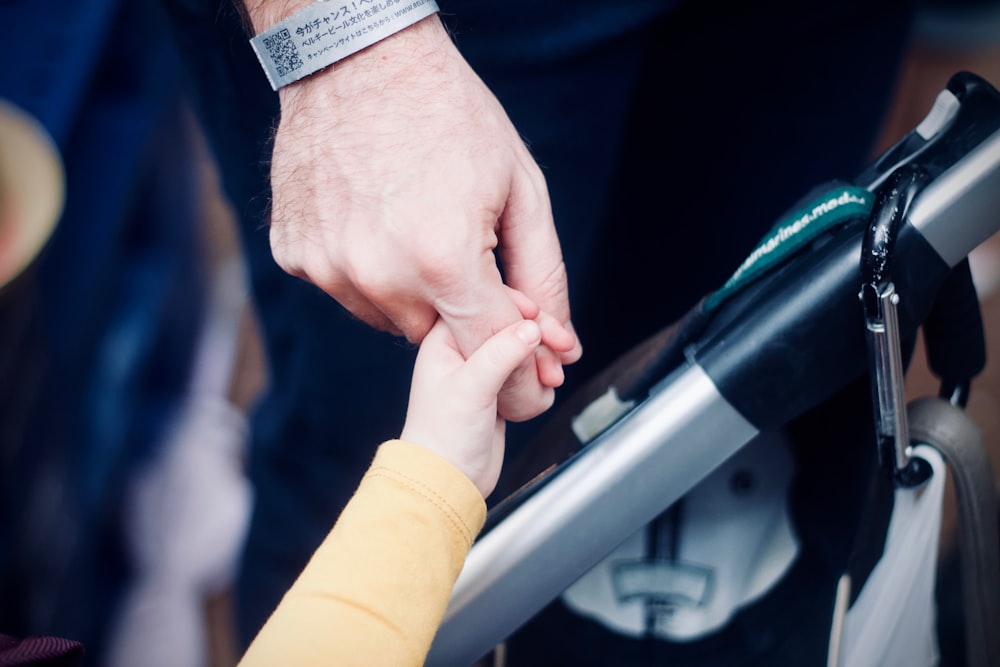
[[262, 29, 303, 78]]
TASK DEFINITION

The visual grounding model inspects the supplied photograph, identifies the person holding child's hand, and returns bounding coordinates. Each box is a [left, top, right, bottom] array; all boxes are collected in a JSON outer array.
[[239, 302, 573, 667]]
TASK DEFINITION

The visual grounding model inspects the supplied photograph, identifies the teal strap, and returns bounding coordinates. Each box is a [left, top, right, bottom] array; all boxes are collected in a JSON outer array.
[[705, 185, 873, 312]]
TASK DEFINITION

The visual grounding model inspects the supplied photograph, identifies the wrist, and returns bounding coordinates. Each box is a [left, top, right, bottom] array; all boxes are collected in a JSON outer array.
[[277, 14, 451, 111], [248, 1, 444, 91]]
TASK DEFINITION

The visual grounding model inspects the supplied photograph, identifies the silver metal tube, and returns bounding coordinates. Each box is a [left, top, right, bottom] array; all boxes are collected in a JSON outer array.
[[907, 128, 1000, 267], [826, 574, 852, 667], [427, 363, 758, 666]]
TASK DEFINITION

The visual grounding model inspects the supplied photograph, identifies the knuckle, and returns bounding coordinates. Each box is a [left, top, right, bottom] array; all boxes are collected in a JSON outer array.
[[310, 258, 349, 297], [270, 228, 353, 299], [346, 254, 396, 301], [399, 308, 437, 343], [344, 253, 377, 290], [411, 242, 461, 286]]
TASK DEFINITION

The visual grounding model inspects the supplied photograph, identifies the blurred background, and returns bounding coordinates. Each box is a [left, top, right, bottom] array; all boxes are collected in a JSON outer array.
[[0, 0, 997, 665]]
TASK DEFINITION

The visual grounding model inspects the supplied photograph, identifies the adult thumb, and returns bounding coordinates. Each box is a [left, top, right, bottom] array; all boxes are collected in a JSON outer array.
[[499, 159, 572, 328]]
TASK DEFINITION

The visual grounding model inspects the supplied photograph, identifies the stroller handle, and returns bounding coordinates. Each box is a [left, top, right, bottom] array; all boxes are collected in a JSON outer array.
[[429, 363, 758, 665], [426, 72, 1000, 667], [910, 128, 1000, 267]]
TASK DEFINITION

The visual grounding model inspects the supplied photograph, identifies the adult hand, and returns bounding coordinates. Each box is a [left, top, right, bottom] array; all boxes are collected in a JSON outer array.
[[254, 10, 580, 420], [401, 303, 571, 498]]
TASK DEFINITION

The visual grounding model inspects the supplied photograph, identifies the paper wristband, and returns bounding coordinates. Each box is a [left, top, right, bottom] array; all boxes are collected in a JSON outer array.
[[250, 0, 440, 90]]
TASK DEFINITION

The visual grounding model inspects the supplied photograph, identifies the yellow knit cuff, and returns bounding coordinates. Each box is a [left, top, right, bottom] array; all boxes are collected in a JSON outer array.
[[367, 440, 487, 547]]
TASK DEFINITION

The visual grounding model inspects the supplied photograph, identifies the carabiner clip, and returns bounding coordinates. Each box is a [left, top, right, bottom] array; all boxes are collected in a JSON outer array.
[[860, 165, 933, 487]]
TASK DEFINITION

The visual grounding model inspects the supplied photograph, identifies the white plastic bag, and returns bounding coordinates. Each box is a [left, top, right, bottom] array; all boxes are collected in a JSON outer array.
[[839, 444, 946, 667]]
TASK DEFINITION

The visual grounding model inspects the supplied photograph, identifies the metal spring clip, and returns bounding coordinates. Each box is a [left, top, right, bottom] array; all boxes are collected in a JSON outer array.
[[860, 165, 933, 487]]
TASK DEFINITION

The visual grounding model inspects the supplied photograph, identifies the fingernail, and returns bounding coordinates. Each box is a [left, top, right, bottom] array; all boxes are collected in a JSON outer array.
[[517, 320, 541, 344]]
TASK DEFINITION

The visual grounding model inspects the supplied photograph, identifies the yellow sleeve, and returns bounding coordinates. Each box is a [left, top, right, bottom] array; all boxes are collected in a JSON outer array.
[[239, 439, 487, 667]]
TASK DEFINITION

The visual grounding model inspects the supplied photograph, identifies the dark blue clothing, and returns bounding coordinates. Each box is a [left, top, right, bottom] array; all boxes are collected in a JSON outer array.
[[165, 0, 915, 662]]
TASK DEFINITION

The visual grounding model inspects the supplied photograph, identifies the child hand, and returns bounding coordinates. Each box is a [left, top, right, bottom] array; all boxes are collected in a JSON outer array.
[[400, 307, 570, 498], [504, 287, 580, 389]]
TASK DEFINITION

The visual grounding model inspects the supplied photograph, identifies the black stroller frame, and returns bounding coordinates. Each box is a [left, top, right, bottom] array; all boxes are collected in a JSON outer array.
[[427, 72, 1000, 666]]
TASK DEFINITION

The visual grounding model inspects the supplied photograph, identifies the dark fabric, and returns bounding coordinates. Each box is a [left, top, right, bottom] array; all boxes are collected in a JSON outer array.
[[922, 259, 987, 386], [0, 634, 83, 667], [164, 0, 916, 655]]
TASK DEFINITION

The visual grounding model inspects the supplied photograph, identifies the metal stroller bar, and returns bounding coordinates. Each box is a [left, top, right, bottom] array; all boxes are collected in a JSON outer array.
[[427, 72, 1000, 666], [431, 363, 759, 665], [909, 129, 1000, 266]]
